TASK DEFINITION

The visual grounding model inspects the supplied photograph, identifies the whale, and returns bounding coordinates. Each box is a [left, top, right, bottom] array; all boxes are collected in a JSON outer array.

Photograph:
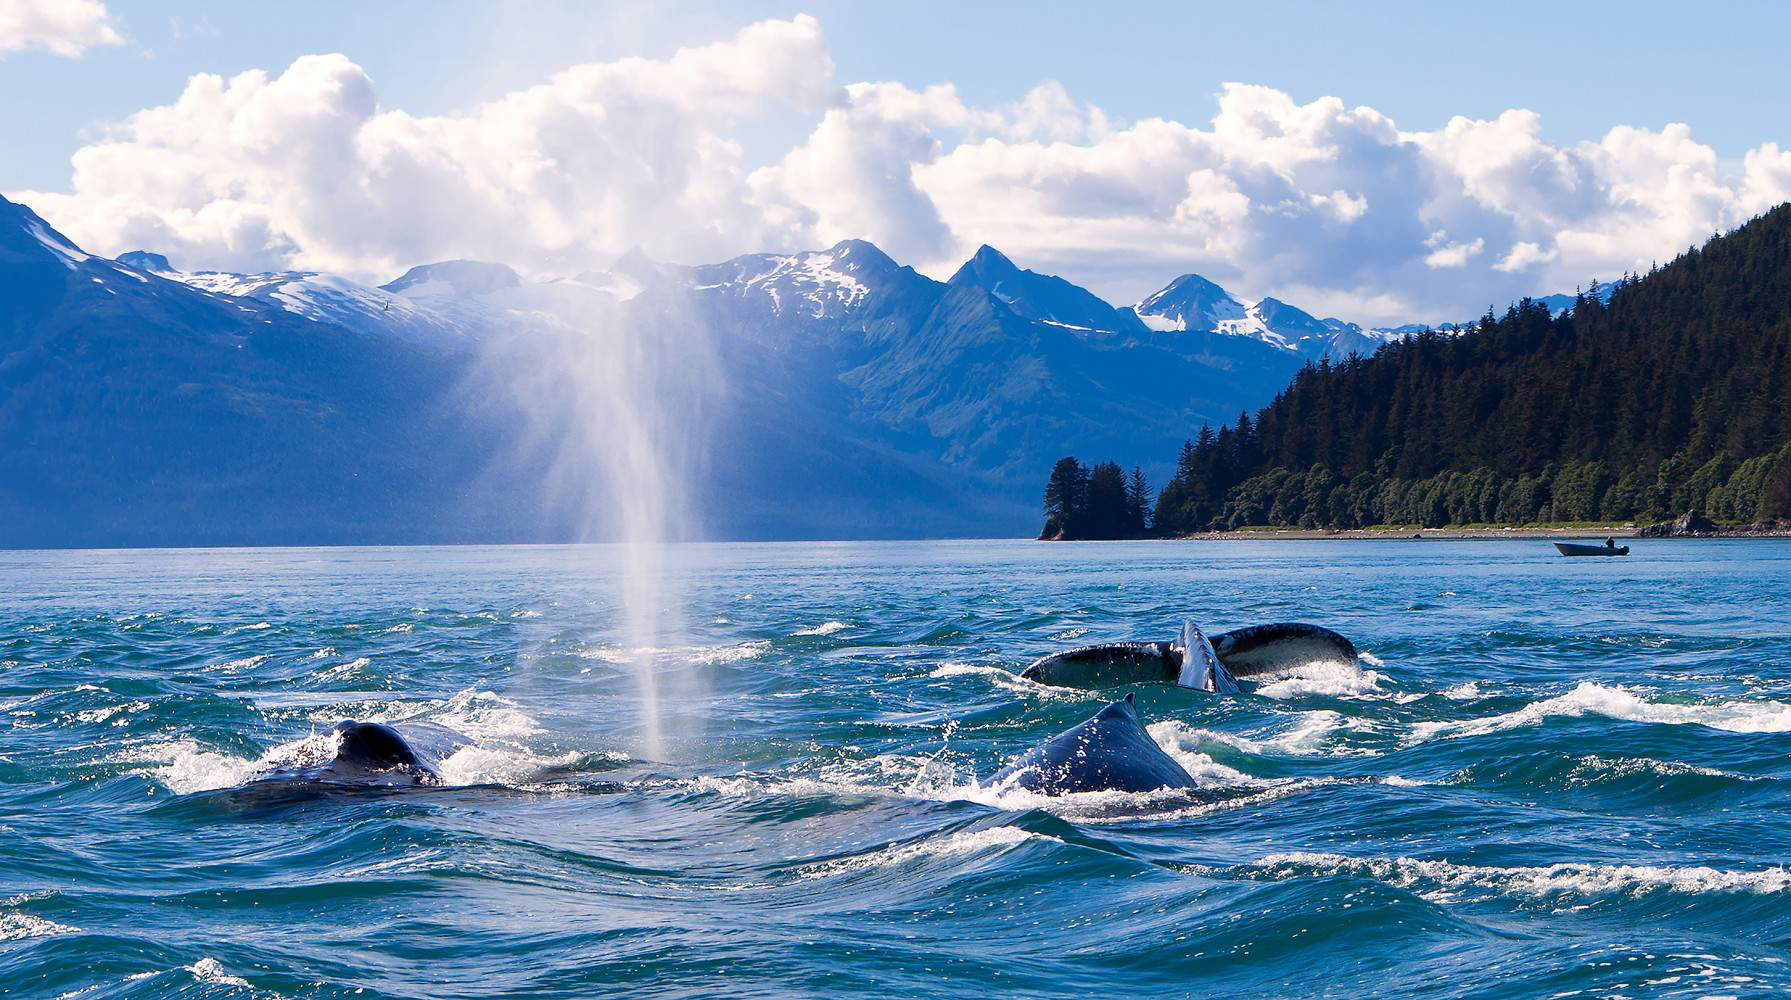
[[1020, 619, 1357, 692], [246, 720, 475, 787], [988, 693, 1195, 795]]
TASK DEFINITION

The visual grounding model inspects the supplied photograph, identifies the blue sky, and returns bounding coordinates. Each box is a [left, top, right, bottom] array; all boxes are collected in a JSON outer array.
[[5, 1, 1790, 322]]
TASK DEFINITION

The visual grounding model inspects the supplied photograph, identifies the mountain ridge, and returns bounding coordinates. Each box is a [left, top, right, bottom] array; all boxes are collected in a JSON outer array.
[[0, 191, 1619, 544]]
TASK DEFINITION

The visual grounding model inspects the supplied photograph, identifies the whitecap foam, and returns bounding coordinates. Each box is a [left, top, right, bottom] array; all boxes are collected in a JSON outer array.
[[144, 717, 584, 792], [1253, 851, 1791, 901], [207, 655, 268, 673], [1442, 681, 1482, 700], [959, 775, 1340, 824], [0, 911, 78, 941], [926, 662, 1083, 700], [683, 757, 1324, 825], [1412, 682, 1791, 743], [321, 689, 544, 745], [801, 826, 1045, 878], [127, 739, 262, 794], [432, 688, 544, 743], [1156, 711, 1377, 758], [73, 700, 148, 725], [1358, 652, 1386, 667], [188, 958, 248, 986], [578, 640, 768, 666], [793, 621, 849, 636], [436, 745, 595, 786], [1253, 661, 1386, 699], [316, 657, 373, 679]]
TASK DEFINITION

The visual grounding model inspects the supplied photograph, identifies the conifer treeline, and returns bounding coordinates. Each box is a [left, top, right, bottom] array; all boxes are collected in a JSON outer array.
[[1043, 203, 1791, 534], [1040, 458, 1152, 539]]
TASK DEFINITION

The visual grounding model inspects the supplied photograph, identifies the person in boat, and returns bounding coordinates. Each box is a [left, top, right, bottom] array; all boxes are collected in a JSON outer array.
[[1605, 537, 1616, 548]]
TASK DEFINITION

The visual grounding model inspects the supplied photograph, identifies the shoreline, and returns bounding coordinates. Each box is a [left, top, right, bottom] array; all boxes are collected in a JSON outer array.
[[1166, 525, 1791, 540], [1172, 526, 1637, 540]]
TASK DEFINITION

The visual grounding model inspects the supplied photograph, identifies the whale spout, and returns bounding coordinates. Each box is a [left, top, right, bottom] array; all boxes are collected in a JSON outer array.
[[989, 693, 1196, 795]]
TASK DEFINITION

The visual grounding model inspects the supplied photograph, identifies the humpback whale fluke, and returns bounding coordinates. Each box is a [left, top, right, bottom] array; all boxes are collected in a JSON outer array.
[[248, 720, 475, 787], [1020, 619, 1357, 692], [989, 693, 1196, 795]]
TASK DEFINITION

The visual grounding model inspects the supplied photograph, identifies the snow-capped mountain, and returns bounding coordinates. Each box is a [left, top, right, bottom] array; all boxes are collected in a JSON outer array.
[[1133, 272, 1405, 360], [7, 182, 1616, 546], [679, 240, 900, 321], [947, 245, 1141, 335], [121, 252, 484, 349]]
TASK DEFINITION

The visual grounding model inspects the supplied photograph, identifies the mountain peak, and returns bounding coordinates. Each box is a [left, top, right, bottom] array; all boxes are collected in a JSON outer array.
[[381, 260, 521, 297], [118, 251, 177, 274], [0, 195, 92, 269], [947, 245, 1020, 288], [945, 245, 1139, 335]]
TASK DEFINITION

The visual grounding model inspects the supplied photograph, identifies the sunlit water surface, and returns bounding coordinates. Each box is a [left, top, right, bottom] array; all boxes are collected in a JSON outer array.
[[4, 540, 1791, 999]]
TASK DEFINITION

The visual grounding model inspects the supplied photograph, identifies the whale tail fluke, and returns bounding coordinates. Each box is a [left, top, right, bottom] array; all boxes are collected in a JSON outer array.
[[1020, 620, 1358, 692], [1209, 623, 1358, 678], [1176, 619, 1239, 693], [1019, 640, 1179, 688]]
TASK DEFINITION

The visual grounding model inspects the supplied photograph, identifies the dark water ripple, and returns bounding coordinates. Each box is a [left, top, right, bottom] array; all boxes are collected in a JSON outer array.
[[4, 540, 1791, 998]]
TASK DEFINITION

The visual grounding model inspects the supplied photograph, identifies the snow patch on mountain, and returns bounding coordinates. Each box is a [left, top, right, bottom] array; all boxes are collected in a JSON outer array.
[[687, 241, 886, 320], [27, 218, 92, 269], [1135, 273, 1410, 359]]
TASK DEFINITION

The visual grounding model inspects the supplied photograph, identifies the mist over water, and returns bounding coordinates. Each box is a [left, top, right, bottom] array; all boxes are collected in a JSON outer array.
[[5, 539, 1791, 998]]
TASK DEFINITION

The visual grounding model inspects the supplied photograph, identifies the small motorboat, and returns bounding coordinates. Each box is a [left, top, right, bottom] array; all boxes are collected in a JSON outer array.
[[1554, 539, 1629, 557]]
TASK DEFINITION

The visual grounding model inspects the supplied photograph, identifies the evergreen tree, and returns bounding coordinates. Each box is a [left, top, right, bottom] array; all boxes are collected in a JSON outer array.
[[1041, 457, 1088, 538], [1084, 461, 1130, 539], [1063, 204, 1791, 530], [1126, 466, 1152, 535]]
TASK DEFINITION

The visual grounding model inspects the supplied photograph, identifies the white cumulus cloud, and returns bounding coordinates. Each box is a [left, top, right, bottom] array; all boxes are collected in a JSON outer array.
[[10, 14, 1791, 323], [0, 0, 121, 57], [13, 14, 838, 280]]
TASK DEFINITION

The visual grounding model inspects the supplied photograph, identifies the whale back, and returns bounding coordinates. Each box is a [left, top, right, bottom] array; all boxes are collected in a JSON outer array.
[[989, 694, 1196, 795], [246, 720, 474, 787]]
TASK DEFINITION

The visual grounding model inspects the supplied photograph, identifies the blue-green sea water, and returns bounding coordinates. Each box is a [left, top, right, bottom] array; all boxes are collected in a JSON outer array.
[[5, 540, 1791, 999]]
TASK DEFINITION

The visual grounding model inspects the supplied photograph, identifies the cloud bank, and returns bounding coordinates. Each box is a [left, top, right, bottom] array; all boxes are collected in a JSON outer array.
[[15, 14, 1791, 322], [0, 0, 121, 57]]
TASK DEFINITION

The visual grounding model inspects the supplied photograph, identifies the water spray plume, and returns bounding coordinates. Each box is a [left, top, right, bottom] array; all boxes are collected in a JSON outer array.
[[484, 276, 718, 763]]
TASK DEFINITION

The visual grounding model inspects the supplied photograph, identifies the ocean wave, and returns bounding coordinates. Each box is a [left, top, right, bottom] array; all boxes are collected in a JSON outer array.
[[139, 740, 259, 794], [136, 690, 585, 793], [1252, 660, 1386, 699], [0, 895, 78, 942], [1248, 851, 1791, 902], [1154, 711, 1379, 758], [1412, 681, 1791, 741], [793, 621, 850, 636], [926, 662, 1084, 700], [799, 826, 1048, 879], [188, 958, 250, 986], [577, 640, 770, 666]]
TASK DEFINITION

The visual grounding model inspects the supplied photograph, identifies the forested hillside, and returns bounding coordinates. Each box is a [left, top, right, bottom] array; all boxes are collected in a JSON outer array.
[[1141, 203, 1791, 531]]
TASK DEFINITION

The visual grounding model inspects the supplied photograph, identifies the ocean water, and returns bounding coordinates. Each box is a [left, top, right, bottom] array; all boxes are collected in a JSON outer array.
[[4, 539, 1791, 999]]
